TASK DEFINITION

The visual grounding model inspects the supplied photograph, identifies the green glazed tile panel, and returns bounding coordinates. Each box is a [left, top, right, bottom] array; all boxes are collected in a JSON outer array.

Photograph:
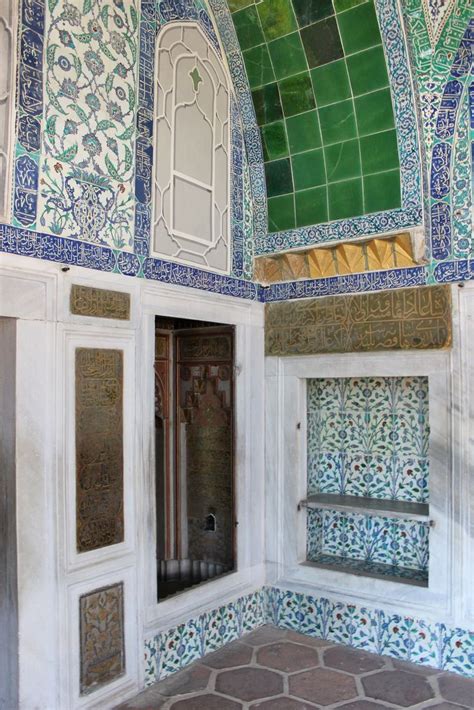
[[229, 0, 401, 233]]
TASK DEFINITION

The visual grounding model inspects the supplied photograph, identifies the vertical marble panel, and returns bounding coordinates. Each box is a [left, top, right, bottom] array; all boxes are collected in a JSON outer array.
[[75, 348, 124, 553], [80, 582, 125, 694]]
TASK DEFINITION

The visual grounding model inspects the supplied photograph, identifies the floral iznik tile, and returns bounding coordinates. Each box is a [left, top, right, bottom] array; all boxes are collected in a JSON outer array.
[[264, 587, 474, 678], [307, 508, 429, 572], [307, 377, 430, 502], [38, 0, 138, 249]]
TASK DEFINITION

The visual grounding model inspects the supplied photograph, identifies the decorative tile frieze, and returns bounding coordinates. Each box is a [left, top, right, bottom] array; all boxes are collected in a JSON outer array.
[[70, 285, 130, 320], [264, 587, 474, 676], [75, 348, 124, 553], [265, 285, 452, 355], [80, 582, 125, 695], [144, 589, 265, 686]]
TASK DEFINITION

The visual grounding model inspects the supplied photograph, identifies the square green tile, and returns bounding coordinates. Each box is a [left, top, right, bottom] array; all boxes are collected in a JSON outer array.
[[261, 121, 289, 161], [355, 88, 395, 136], [265, 157, 294, 197], [292, 148, 326, 190], [360, 129, 399, 174], [257, 0, 297, 41], [243, 45, 275, 88], [286, 110, 321, 153], [328, 177, 363, 220], [268, 32, 307, 79], [301, 17, 344, 69], [229, 0, 253, 12], [364, 169, 401, 213], [292, 0, 334, 28], [337, 1, 382, 54], [268, 194, 295, 231], [319, 99, 357, 144], [252, 83, 283, 125], [295, 186, 328, 226], [346, 45, 389, 95], [324, 139, 361, 182], [334, 0, 367, 11], [279, 72, 316, 117], [233, 5, 265, 50], [311, 59, 351, 107]]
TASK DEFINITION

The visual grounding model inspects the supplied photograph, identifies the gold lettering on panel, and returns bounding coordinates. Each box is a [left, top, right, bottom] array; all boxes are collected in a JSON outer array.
[[265, 286, 452, 356], [70, 285, 130, 320], [76, 348, 124, 553], [80, 582, 125, 694]]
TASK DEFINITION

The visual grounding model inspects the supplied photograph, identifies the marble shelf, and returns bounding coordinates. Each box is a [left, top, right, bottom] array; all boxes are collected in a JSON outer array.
[[301, 493, 430, 522], [303, 554, 429, 587]]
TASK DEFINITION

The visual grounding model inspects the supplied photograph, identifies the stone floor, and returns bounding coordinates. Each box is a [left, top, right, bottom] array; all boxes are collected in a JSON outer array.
[[119, 625, 474, 710]]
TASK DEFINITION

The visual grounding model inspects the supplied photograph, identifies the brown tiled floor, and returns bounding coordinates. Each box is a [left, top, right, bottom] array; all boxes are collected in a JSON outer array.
[[118, 626, 474, 709]]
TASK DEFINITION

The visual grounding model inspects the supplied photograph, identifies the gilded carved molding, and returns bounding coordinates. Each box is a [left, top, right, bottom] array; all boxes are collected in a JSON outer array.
[[75, 348, 124, 553], [70, 285, 131, 320], [265, 286, 452, 356], [255, 233, 422, 285], [80, 583, 125, 694]]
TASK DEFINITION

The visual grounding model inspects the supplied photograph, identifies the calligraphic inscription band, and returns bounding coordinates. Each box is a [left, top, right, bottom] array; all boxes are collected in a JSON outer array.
[[265, 285, 452, 356], [76, 348, 124, 552], [70, 285, 131, 320], [79, 582, 125, 694]]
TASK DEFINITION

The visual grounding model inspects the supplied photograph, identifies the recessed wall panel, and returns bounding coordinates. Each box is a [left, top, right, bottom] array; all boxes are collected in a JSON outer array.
[[79, 582, 125, 695], [75, 348, 124, 553]]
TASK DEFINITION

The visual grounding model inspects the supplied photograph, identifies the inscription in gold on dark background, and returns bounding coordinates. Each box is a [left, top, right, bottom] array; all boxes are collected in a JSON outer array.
[[75, 348, 124, 553], [70, 285, 130, 320], [80, 582, 125, 694], [265, 285, 452, 356]]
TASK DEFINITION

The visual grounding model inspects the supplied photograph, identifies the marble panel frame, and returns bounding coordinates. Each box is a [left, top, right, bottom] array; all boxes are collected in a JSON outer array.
[[265, 349, 452, 620]]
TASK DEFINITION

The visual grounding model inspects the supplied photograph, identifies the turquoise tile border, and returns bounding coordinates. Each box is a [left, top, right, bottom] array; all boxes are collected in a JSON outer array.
[[143, 585, 474, 684]]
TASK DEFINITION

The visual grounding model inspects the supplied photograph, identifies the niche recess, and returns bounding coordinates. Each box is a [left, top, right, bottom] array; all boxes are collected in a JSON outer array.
[[154, 316, 235, 601], [303, 376, 430, 587]]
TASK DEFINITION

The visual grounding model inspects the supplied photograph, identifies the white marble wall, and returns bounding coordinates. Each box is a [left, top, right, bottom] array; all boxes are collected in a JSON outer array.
[[0, 252, 265, 709]]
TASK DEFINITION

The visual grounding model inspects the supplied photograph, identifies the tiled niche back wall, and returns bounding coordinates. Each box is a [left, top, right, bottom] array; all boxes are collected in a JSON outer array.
[[229, 0, 401, 233]]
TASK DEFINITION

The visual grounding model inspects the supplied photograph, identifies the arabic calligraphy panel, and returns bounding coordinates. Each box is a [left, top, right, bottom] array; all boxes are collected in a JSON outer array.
[[75, 348, 124, 553], [265, 286, 452, 356]]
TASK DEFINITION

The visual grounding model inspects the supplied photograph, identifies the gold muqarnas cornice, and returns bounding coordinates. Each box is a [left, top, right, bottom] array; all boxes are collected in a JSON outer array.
[[265, 285, 452, 356], [255, 232, 424, 285]]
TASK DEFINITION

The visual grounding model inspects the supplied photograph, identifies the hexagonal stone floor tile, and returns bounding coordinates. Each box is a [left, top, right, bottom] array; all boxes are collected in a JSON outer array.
[[257, 641, 319, 672], [290, 667, 358, 705], [392, 658, 441, 676], [362, 669, 435, 706], [202, 641, 253, 669], [243, 626, 288, 646], [324, 646, 385, 674], [337, 701, 391, 710], [252, 698, 317, 709], [285, 630, 332, 648], [157, 665, 211, 696], [438, 673, 474, 707], [215, 667, 284, 701], [170, 694, 242, 709], [426, 703, 472, 710]]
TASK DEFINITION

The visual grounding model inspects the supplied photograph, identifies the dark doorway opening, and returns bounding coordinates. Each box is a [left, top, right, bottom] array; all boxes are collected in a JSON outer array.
[[154, 316, 235, 601]]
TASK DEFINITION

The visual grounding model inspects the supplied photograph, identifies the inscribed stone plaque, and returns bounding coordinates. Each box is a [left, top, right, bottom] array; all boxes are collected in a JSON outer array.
[[80, 582, 125, 695], [76, 348, 124, 552], [70, 285, 130, 320], [265, 285, 452, 356]]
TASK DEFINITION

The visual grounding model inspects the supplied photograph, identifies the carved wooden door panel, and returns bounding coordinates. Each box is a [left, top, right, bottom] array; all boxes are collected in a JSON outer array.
[[175, 330, 234, 570]]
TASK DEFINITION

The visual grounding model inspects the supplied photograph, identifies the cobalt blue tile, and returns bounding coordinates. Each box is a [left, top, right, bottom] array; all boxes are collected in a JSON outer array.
[[17, 115, 41, 152]]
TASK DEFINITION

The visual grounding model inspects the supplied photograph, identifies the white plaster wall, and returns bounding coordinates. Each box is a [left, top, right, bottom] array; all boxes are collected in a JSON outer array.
[[264, 283, 474, 633], [0, 252, 265, 710]]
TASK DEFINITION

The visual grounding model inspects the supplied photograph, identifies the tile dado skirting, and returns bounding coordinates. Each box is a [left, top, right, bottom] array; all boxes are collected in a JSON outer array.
[[142, 586, 473, 687], [265, 285, 452, 356]]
